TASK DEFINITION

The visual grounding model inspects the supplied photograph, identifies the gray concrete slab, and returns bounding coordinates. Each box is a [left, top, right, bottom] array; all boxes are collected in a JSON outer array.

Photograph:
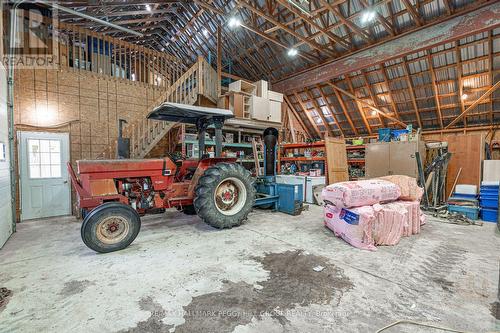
[[0, 205, 498, 333]]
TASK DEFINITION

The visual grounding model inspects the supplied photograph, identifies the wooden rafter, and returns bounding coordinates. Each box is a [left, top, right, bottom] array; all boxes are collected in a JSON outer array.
[[426, 50, 444, 129], [284, 95, 315, 139], [315, 84, 345, 137], [445, 81, 500, 129], [292, 92, 322, 138], [400, 0, 423, 26], [401, 58, 423, 128], [305, 88, 334, 137], [331, 86, 359, 136], [329, 82, 407, 128]]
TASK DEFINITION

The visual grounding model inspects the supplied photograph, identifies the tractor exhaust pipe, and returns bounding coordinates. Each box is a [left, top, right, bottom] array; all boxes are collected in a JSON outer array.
[[263, 127, 279, 176], [117, 119, 130, 159]]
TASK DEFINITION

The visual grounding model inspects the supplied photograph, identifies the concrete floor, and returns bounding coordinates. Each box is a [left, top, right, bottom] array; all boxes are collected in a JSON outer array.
[[0, 205, 498, 333]]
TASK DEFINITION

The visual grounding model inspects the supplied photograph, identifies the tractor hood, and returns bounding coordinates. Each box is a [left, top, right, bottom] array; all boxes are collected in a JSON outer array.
[[147, 102, 234, 124]]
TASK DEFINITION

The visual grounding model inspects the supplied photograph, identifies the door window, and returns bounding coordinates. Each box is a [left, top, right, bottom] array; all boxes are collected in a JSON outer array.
[[28, 139, 62, 178]]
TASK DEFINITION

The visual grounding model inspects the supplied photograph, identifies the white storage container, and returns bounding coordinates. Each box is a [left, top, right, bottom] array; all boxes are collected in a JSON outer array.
[[268, 90, 284, 102], [254, 80, 268, 98], [455, 184, 477, 195], [268, 100, 281, 123], [249, 95, 269, 121], [229, 80, 256, 95], [305, 176, 326, 204]]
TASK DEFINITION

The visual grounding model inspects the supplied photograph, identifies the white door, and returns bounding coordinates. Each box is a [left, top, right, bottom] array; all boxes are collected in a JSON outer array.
[[18, 131, 71, 220]]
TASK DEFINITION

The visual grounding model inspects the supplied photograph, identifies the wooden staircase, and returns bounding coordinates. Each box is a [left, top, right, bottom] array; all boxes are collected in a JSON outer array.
[[124, 56, 218, 159]]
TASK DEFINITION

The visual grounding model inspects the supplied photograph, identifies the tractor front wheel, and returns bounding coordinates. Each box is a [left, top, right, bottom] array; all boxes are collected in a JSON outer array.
[[81, 202, 141, 253], [194, 163, 255, 229]]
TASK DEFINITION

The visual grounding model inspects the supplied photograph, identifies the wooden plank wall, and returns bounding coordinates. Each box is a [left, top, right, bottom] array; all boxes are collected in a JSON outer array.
[[424, 132, 485, 196], [13, 67, 168, 163]]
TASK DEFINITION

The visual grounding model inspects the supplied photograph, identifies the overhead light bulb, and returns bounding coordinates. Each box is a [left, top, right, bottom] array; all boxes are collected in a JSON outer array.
[[461, 93, 468, 100], [361, 10, 376, 24], [371, 110, 377, 116], [202, 28, 210, 38], [287, 48, 298, 57], [228, 17, 241, 28], [145, 4, 152, 12]]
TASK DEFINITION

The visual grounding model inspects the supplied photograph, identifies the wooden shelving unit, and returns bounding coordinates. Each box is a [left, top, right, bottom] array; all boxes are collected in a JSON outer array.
[[179, 124, 264, 172], [277, 141, 327, 176], [346, 145, 366, 180]]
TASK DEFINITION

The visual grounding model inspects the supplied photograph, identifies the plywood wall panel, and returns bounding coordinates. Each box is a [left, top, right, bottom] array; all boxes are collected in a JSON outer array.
[[14, 68, 168, 163], [443, 133, 484, 196]]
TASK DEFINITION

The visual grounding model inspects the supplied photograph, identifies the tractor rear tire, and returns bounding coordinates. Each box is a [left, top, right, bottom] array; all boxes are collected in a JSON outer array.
[[194, 162, 255, 229], [81, 202, 141, 253]]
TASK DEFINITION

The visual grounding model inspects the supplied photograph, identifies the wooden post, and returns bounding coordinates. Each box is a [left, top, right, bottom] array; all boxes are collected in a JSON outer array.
[[217, 25, 222, 98]]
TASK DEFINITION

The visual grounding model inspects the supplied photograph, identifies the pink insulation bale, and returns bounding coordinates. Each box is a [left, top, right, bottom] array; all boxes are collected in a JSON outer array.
[[381, 200, 422, 236], [323, 204, 377, 251], [372, 204, 406, 246], [321, 179, 401, 208], [378, 175, 424, 201]]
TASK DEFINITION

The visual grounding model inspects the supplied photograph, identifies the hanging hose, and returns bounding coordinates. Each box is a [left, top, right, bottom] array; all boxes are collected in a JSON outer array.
[[376, 319, 471, 333]]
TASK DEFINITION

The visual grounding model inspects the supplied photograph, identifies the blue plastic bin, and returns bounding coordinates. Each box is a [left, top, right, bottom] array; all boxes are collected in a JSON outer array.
[[447, 205, 479, 220], [479, 195, 499, 209], [378, 128, 391, 142], [450, 193, 477, 200], [391, 129, 409, 140], [479, 186, 499, 197], [480, 208, 498, 223]]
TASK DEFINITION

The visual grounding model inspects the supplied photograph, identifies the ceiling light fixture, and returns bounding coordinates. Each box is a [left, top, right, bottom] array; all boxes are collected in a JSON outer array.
[[145, 4, 152, 12], [287, 48, 298, 57], [360, 10, 376, 24], [461, 93, 468, 100], [202, 28, 210, 38], [371, 110, 377, 116], [228, 17, 241, 28]]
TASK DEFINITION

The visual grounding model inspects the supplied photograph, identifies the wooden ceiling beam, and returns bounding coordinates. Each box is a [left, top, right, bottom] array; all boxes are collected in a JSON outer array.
[[275, 0, 351, 50], [283, 95, 315, 139], [330, 85, 359, 136], [343, 76, 373, 135], [401, 58, 423, 128], [305, 88, 335, 137], [401, 0, 423, 26], [426, 50, 444, 129], [292, 92, 322, 138], [238, 0, 337, 58], [317, 0, 371, 42], [360, 70, 386, 128], [445, 81, 500, 129], [315, 84, 346, 137], [328, 82, 407, 128]]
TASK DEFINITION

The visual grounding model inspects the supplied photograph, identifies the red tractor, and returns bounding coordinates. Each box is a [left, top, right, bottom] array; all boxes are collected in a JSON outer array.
[[68, 103, 256, 253]]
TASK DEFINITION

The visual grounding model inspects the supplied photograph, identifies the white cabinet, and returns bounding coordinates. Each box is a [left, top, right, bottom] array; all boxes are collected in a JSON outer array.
[[305, 176, 325, 204], [269, 101, 281, 122], [249, 95, 269, 121]]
